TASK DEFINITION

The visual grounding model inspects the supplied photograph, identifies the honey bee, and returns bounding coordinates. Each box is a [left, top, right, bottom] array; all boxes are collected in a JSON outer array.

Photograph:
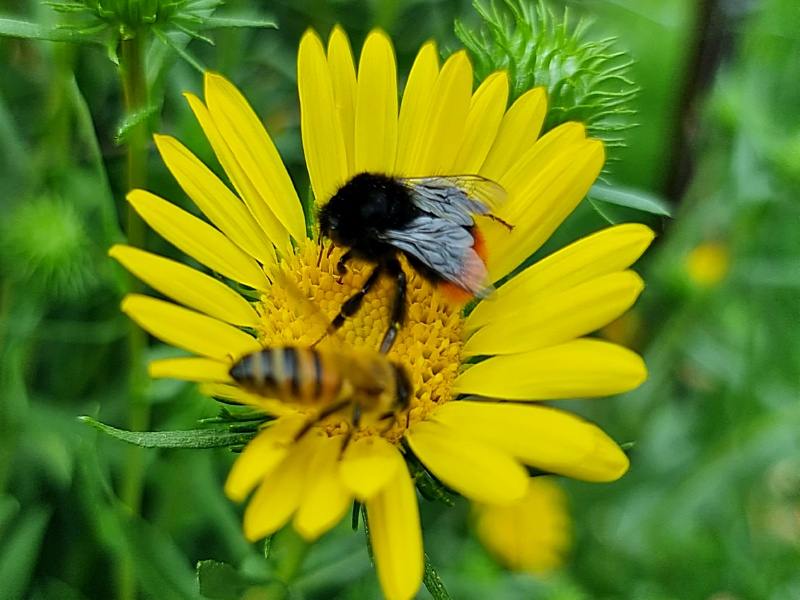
[[228, 275, 411, 443]]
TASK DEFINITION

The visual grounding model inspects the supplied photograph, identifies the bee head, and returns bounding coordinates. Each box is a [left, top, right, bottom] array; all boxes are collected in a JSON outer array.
[[318, 191, 355, 247], [318, 201, 339, 238]]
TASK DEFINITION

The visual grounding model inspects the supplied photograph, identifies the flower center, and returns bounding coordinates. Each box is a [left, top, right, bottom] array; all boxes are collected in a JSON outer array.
[[254, 239, 463, 444]]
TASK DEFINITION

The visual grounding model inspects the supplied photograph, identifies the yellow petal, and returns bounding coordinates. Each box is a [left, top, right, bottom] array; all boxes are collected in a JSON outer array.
[[486, 137, 605, 281], [364, 466, 423, 600], [498, 122, 588, 220], [433, 401, 629, 482], [467, 223, 654, 330], [395, 41, 439, 177], [411, 50, 473, 175], [354, 30, 397, 174], [451, 71, 509, 174], [339, 435, 402, 500], [463, 271, 644, 356], [199, 382, 298, 416], [148, 357, 232, 383], [126, 189, 269, 291], [327, 25, 358, 175], [293, 435, 352, 541], [479, 87, 547, 182], [299, 29, 349, 203], [110, 244, 261, 328], [153, 134, 276, 266], [453, 338, 647, 399], [225, 414, 306, 502], [475, 477, 572, 573], [243, 431, 319, 541], [406, 419, 528, 504], [120, 294, 262, 360], [202, 73, 305, 244], [184, 95, 289, 254]]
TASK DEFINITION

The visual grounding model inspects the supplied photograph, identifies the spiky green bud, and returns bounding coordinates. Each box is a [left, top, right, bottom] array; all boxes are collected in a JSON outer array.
[[0, 197, 99, 301], [456, 0, 638, 157]]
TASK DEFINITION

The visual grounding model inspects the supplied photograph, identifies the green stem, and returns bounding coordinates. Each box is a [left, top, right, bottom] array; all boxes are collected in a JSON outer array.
[[263, 529, 311, 599], [117, 32, 150, 600], [0, 281, 14, 495], [120, 34, 148, 227]]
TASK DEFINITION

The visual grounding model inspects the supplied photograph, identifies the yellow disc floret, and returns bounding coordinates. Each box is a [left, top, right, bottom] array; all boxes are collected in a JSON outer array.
[[253, 240, 463, 443]]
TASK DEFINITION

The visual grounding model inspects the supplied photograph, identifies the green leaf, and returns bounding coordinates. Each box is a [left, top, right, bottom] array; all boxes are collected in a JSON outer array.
[[124, 512, 200, 599], [197, 560, 263, 600], [0, 17, 102, 45], [0, 506, 51, 600], [202, 16, 277, 29], [589, 183, 673, 217], [423, 554, 453, 600], [67, 76, 125, 250], [406, 448, 457, 506], [116, 103, 160, 143], [79, 417, 255, 448], [153, 28, 206, 74]]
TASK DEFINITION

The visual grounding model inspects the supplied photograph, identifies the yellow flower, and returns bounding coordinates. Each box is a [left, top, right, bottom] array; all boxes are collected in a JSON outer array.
[[684, 241, 729, 287], [112, 27, 652, 600], [474, 477, 572, 574]]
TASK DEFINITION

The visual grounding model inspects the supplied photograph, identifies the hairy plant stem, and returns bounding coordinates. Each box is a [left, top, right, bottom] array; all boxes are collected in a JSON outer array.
[[117, 33, 150, 600]]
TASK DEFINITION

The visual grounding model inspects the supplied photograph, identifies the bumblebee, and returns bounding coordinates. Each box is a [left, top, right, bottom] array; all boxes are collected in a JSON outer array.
[[229, 345, 411, 442], [318, 172, 510, 352]]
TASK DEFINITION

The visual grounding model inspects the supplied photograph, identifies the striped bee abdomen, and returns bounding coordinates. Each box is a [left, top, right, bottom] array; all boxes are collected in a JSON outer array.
[[230, 347, 343, 406]]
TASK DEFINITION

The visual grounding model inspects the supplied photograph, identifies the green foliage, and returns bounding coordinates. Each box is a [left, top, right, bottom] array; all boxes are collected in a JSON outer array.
[[588, 181, 672, 222], [0, 197, 100, 301], [456, 0, 638, 152], [1, 0, 798, 598], [197, 560, 268, 600], [423, 553, 454, 600], [1, 0, 275, 68], [80, 417, 258, 448]]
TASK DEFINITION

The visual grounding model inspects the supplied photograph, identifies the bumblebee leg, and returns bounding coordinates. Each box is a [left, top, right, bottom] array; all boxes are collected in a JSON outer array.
[[335, 249, 354, 284], [485, 213, 514, 230], [336, 250, 353, 275], [311, 264, 383, 347], [329, 264, 384, 333], [379, 259, 407, 354]]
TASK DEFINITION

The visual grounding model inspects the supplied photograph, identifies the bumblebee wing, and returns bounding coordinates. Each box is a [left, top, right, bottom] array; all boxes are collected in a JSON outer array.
[[400, 176, 507, 226], [378, 215, 493, 298]]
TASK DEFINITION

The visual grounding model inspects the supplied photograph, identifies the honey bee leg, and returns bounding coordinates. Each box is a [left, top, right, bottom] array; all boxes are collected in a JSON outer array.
[[378, 259, 407, 354], [379, 367, 411, 434], [377, 410, 399, 434], [328, 264, 384, 334], [337, 403, 362, 456], [293, 398, 351, 442]]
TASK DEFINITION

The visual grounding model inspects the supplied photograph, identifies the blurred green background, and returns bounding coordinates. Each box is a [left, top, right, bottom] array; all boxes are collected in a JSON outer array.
[[1, 0, 798, 598]]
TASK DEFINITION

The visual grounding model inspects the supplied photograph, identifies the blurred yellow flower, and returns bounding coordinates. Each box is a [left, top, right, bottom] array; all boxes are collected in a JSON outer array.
[[111, 27, 652, 600], [474, 477, 572, 574], [685, 241, 729, 287]]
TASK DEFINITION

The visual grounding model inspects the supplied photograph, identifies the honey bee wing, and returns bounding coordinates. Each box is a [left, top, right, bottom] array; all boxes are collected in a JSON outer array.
[[400, 176, 507, 226], [378, 215, 493, 298]]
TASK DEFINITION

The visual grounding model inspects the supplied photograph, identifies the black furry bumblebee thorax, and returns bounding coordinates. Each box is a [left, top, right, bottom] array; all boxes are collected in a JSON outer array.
[[318, 173, 419, 259]]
